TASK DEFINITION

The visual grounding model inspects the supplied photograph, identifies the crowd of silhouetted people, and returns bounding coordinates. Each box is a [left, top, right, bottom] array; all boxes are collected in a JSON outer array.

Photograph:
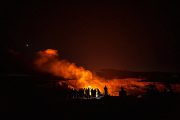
[[59, 83, 175, 99], [68, 88, 101, 99]]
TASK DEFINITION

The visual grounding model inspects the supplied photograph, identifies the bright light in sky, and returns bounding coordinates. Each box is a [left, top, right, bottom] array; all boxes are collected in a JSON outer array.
[[26, 44, 29, 47]]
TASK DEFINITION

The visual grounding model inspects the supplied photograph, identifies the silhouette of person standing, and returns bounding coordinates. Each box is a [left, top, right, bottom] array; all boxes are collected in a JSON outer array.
[[119, 87, 127, 97], [104, 86, 108, 96]]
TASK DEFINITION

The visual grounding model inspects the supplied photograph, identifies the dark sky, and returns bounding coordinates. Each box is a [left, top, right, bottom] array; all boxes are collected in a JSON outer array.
[[2, 1, 180, 72]]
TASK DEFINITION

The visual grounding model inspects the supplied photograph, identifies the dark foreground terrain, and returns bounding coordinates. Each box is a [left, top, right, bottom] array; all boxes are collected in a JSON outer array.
[[1, 75, 180, 120]]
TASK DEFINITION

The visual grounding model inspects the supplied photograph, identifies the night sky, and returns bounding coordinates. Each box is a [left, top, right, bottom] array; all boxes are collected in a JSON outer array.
[[2, 1, 179, 72]]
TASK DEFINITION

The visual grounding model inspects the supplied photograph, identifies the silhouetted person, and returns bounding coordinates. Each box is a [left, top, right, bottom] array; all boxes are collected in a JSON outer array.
[[79, 88, 84, 98], [88, 88, 90, 98], [119, 87, 127, 97], [91, 89, 96, 97], [83, 88, 86, 98], [85, 88, 90, 99], [97, 88, 101, 97], [104, 86, 108, 96], [163, 84, 173, 97], [145, 84, 159, 97], [72, 89, 78, 99]]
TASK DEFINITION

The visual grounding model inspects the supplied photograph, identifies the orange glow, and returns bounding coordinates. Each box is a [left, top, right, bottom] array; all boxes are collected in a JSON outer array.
[[34, 49, 179, 96], [43, 49, 58, 56]]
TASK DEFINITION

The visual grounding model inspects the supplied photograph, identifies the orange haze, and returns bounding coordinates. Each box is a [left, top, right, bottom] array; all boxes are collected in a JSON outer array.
[[34, 49, 179, 96]]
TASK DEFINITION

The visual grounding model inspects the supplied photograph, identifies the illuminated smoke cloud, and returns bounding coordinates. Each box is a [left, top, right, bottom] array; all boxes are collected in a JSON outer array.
[[35, 49, 171, 96]]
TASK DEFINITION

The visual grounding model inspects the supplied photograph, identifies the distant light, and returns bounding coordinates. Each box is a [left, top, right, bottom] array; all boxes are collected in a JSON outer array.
[[26, 44, 29, 47], [25, 39, 31, 47]]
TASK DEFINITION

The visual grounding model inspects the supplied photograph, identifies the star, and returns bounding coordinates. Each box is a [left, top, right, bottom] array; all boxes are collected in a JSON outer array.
[[26, 43, 29, 47]]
